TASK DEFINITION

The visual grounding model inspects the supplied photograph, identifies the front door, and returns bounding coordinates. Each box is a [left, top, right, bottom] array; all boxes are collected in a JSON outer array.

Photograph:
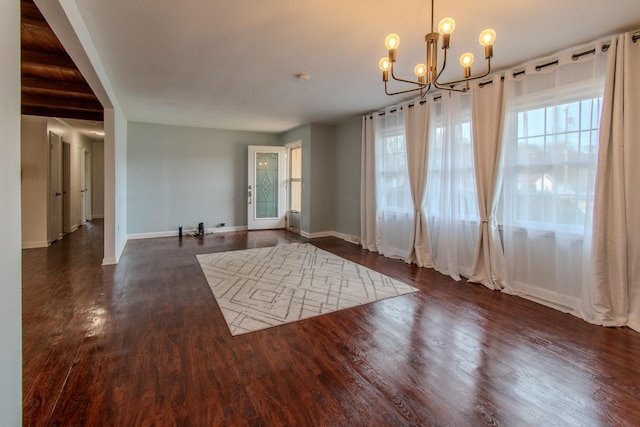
[[247, 146, 286, 230]]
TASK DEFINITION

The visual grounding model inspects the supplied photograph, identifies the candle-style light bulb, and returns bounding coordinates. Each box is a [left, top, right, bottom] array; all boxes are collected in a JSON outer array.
[[459, 53, 474, 67], [384, 34, 400, 50], [437, 17, 456, 35], [379, 57, 391, 71], [478, 29, 496, 59], [478, 29, 496, 46], [379, 57, 391, 82], [460, 53, 474, 78]]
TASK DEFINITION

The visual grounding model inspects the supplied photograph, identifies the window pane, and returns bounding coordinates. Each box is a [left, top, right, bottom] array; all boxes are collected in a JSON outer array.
[[255, 153, 278, 219], [381, 132, 412, 210], [513, 97, 601, 228], [290, 147, 301, 179], [290, 181, 301, 211]]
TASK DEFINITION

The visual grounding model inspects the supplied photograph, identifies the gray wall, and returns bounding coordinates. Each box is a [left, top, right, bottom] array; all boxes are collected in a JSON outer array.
[[309, 124, 336, 233], [1, 0, 23, 424], [280, 125, 312, 232], [128, 118, 362, 238], [334, 116, 361, 238], [279, 124, 338, 235], [127, 122, 279, 233]]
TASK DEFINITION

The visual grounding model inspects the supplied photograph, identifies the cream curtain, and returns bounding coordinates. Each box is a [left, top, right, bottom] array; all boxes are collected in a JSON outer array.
[[404, 101, 433, 267], [591, 33, 640, 332], [360, 115, 377, 252], [468, 75, 507, 290]]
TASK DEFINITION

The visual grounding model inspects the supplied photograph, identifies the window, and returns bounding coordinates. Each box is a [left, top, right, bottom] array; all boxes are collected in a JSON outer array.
[[379, 124, 412, 212], [289, 145, 302, 212], [511, 94, 601, 231]]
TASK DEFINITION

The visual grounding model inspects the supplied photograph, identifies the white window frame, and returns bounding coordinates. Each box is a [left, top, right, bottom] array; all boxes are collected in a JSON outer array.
[[285, 140, 302, 213], [506, 81, 603, 234]]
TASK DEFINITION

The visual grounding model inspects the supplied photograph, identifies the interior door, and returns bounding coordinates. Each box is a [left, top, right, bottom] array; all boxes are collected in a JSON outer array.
[[78, 147, 86, 225], [48, 132, 63, 243], [247, 146, 287, 230], [62, 141, 71, 234], [84, 150, 92, 221]]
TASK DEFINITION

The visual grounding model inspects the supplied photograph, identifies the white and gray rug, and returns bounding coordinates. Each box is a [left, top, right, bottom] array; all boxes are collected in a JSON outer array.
[[197, 243, 418, 336]]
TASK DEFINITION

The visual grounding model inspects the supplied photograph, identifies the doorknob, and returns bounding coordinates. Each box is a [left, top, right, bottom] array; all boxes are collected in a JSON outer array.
[[55, 192, 61, 196]]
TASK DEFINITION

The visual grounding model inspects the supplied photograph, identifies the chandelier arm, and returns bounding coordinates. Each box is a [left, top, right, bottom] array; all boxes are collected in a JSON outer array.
[[432, 46, 449, 84], [420, 84, 434, 99], [385, 81, 428, 96], [435, 58, 493, 87], [433, 81, 469, 93], [390, 63, 428, 86]]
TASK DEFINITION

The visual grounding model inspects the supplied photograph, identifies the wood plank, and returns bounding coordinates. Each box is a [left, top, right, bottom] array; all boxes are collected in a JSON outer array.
[[22, 49, 77, 70], [21, 105, 103, 122], [21, 77, 94, 95], [21, 94, 102, 111], [22, 221, 640, 426]]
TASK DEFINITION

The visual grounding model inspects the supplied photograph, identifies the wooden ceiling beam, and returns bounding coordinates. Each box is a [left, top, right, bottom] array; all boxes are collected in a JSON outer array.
[[21, 1, 47, 26], [21, 77, 95, 95], [20, 0, 103, 123], [22, 94, 103, 112], [22, 105, 104, 122], [22, 49, 77, 70]]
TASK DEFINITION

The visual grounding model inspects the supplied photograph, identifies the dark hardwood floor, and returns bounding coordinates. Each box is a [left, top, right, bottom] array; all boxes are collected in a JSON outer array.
[[23, 220, 640, 426]]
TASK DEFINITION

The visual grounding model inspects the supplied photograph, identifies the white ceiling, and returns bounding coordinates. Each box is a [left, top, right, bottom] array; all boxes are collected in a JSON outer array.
[[67, 0, 640, 133]]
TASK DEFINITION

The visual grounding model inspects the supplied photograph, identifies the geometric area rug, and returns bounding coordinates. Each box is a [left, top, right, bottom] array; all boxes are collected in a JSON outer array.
[[196, 243, 418, 336]]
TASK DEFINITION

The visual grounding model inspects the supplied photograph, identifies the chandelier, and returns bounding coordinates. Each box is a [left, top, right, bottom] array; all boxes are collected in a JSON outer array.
[[378, 0, 496, 97]]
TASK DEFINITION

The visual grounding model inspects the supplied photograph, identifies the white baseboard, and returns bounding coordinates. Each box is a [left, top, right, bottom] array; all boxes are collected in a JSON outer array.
[[127, 225, 249, 240], [300, 230, 334, 239], [115, 238, 127, 264], [127, 231, 176, 240], [22, 240, 50, 249], [300, 230, 361, 245], [208, 225, 248, 234], [102, 257, 117, 265], [332, 231, 361, 245]]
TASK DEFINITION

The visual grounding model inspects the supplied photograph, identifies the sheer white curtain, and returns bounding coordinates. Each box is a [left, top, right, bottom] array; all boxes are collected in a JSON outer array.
[[501, 41, 609, 313], [404, 101, 433, 267], [360, 107, 413, 259], [425, 92, 479, 280], [468, 76, 507, 290], [591, 33, 640, 332], [361, 114, 377, 251]]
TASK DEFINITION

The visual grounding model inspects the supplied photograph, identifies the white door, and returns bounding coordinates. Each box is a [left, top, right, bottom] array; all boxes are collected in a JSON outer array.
[[85, 151, 92, 221], [48, 132, 63, 243], [78, 147, 86, 225], [247, 146, 287, 230], [62, 142, 71, 234]]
